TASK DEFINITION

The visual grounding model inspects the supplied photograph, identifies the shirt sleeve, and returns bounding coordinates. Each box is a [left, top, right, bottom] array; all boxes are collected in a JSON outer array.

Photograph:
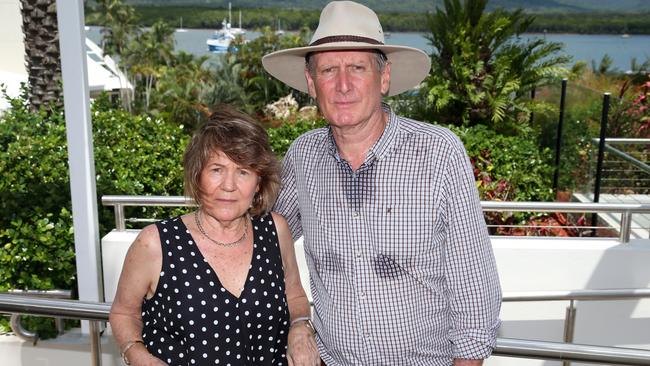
[[442, 134, 502, 360], [273, 146, 303, 240]]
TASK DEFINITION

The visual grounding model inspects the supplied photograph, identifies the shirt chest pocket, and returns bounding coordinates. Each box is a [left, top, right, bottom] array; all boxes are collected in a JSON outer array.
[[367, 204, 442, 268]]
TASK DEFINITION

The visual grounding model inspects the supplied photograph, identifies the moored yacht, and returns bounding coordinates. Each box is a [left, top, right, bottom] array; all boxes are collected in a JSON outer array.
[[206, 2, 246, 53], [206, 19, 237, 53]]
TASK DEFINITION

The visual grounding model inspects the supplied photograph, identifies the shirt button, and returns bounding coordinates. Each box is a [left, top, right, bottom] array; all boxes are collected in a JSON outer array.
[[359, 291, 366, 299], [355, 250, 362, 258], [352, 211, 360, 218]]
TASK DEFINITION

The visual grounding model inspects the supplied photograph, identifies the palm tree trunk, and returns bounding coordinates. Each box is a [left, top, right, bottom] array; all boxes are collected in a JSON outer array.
[[20, 0, 63, 111]]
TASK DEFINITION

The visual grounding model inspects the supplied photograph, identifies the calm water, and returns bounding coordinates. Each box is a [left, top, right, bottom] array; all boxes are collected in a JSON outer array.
[[87, 27, 650, 72]]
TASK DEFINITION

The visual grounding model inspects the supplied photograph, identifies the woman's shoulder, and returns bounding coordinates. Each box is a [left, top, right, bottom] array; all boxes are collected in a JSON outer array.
[[137, 220, 161, 238], [134, 214, 184, 249], [127, 223, 162, 260]]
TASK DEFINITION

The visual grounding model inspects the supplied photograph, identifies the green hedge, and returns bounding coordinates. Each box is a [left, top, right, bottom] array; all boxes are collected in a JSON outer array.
[[0, 94, 188, 297], [266, 118, 327, 157], [0, 93, 190, 336], [452, 124, 555, 202]]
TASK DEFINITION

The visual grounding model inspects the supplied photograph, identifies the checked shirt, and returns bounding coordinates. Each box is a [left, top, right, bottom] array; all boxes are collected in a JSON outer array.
[[274, 105, 501, 366]]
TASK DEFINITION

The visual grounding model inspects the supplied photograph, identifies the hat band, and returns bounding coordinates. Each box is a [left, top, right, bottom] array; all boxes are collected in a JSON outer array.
[[310, 35, 384, 46]]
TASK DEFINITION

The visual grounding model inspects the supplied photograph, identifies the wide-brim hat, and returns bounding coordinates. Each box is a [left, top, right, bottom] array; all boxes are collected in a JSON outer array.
[[262, 1, 431, 97]]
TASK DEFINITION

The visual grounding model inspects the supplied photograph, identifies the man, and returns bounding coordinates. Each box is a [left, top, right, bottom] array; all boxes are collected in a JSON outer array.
[[263, 1, 501, 365]]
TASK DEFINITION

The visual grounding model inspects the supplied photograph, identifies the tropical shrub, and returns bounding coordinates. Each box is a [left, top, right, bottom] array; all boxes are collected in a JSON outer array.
[[0, 91, 74, 293], [267, 117, 327, 157], [624, 75, 650, 137], [419, 0, 570, 134], [452, 124, 554, 202], [226, 26, 310, 114], [0, 92, 76, 336], [92, 95, 189, 231], [450, 124, 559, 235], [530, 81, 598, 191], [0, 92, 188, 336]]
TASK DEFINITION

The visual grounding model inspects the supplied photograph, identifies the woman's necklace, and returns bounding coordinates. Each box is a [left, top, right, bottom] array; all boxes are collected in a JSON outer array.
[[194, 209, 248, 248]]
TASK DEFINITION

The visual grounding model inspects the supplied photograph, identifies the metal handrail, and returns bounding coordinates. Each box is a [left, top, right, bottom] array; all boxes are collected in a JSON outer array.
[[0, 295, 110, 366], [101, 195, 194, 231], [603, 145, 650, 175], [0, 295, 111, 321], [502, 288, 650, 302], [10, 289, 648, 316], [2, 290, 650, 365], [502, 287, 650, 359], [595, 138, 650, 145], [0, 289, 72, 344], [102, 195, 650, 243], [494, 338, 650, 365]]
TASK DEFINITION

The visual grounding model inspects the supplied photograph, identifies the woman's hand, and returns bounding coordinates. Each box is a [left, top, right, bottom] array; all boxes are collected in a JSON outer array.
[[287, 321, 320, 366], [127, 345, 169, 366]]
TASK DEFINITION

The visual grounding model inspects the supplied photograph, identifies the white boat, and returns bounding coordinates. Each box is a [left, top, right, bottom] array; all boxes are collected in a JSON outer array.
[[206, 3, 246, 53], [229, 5, 246, 36], [275, 18, 285, 36], [175, 17, 187, 33], [206, 19, 237, 53]]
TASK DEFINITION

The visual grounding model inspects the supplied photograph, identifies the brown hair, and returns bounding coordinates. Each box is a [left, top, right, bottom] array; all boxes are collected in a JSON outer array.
[[183, 105, 280, 216]]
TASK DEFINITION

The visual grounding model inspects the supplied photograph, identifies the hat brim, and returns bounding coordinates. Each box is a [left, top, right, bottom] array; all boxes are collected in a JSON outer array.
[[262, 43, 431, 97]]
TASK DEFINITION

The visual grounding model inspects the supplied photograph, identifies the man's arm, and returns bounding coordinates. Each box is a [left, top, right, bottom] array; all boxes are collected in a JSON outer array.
[[273, 148, 303, 240], [443, 134, 502, 361]]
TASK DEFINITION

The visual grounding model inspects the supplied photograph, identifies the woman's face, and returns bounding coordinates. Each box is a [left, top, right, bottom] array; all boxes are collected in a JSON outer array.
[[198, 150, 260, 223]]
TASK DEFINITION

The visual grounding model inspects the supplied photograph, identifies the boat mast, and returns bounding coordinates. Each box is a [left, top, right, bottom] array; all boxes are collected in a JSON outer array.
[[228, 2, 232, 26]]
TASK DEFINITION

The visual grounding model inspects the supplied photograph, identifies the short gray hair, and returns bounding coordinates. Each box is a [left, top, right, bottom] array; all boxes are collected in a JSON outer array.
[[305, 50, 389, 78]]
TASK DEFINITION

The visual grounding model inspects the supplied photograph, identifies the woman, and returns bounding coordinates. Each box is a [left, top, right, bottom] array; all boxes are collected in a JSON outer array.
[[109, 106, 319, 366]]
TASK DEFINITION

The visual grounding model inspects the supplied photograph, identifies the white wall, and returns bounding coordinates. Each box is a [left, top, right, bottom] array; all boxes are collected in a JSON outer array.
[[486, 237, 650, 366], [0, 0, 26, 111], [0, 0, 25, 75], [101, 232, 650, 365]]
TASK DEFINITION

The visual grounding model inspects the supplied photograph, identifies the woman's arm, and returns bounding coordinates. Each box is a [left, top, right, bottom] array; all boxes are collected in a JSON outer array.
[[273, 212, 320, 366], [109, 224, 167, 366]]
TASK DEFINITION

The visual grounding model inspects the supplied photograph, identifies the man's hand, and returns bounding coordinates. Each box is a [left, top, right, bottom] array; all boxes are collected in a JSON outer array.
[[454, 359, 483, 366], [287, 321, 320, 366]]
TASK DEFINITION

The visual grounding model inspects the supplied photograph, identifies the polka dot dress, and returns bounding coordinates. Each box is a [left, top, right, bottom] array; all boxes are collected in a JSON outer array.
[[141, 214, 289, 365]]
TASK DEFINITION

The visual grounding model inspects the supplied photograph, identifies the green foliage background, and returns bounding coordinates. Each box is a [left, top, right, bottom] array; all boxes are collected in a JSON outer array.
[[454, 125, 554, 202], [0, 93, 189, 297]]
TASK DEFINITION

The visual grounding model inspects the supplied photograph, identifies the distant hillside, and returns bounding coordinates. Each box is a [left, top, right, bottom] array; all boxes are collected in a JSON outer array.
[[118, 0, 650, 13]]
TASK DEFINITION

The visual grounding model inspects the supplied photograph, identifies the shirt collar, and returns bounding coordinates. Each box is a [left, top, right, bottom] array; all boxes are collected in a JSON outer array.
[[371, 103, 400, 162]]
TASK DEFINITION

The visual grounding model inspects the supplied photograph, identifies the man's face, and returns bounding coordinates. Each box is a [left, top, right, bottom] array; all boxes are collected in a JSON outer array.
[[305, 50, 390, 129]]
